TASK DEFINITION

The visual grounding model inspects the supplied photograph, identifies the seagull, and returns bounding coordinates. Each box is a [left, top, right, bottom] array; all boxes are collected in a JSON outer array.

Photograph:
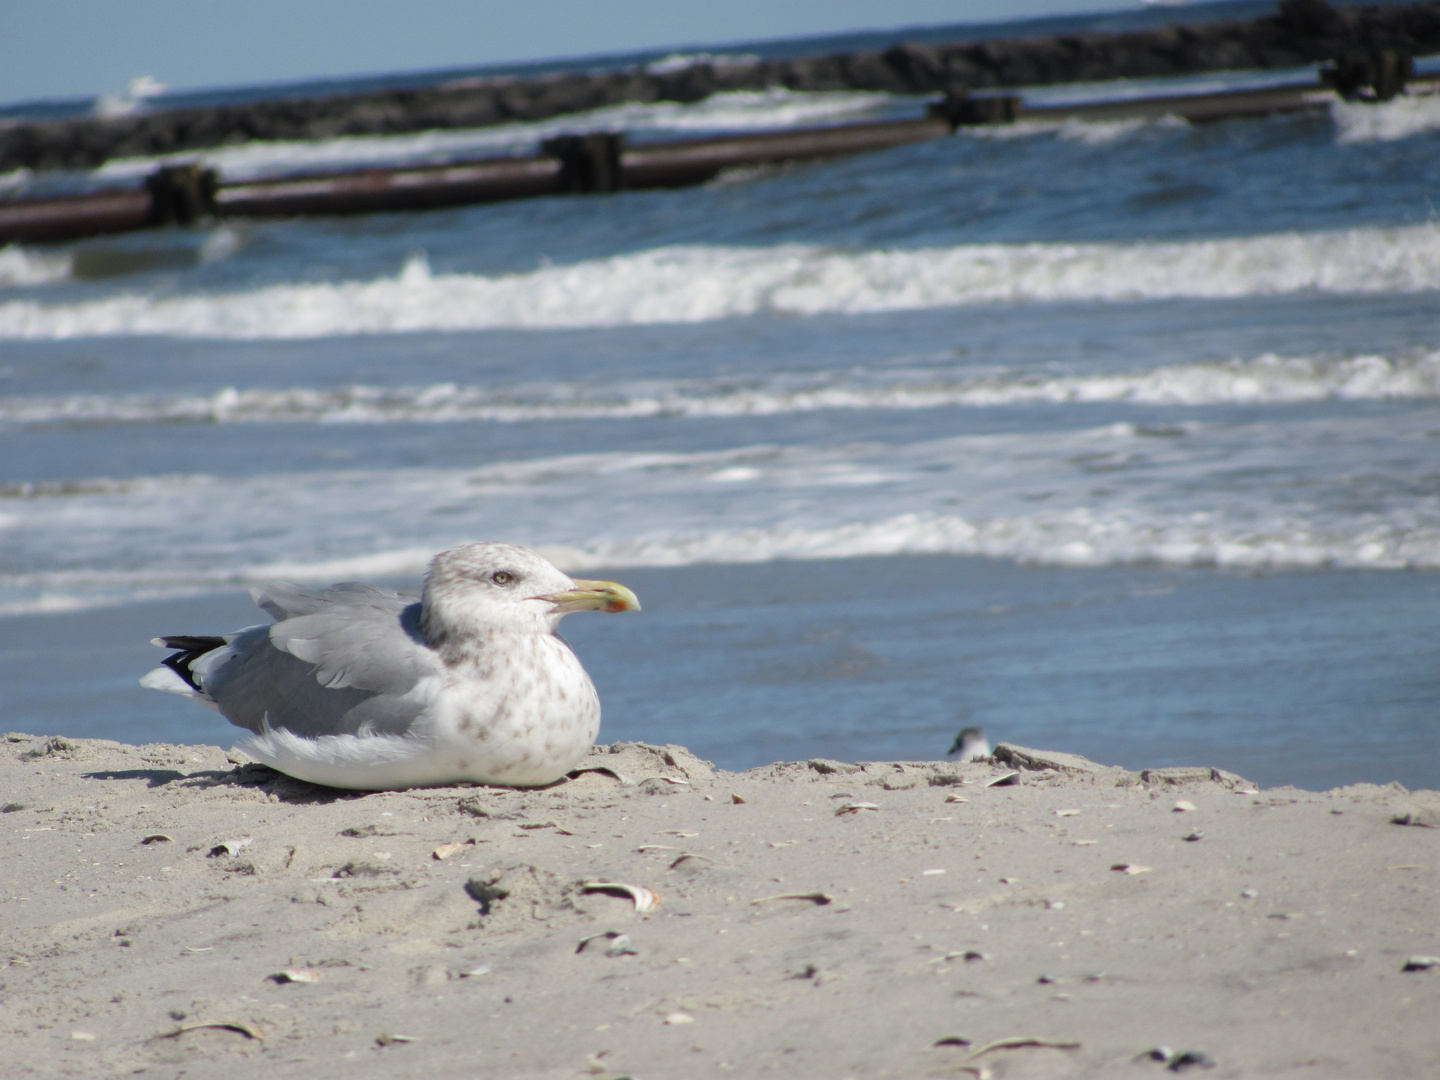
[[141, 542, 638, 790], [947, 726, 990, 762]]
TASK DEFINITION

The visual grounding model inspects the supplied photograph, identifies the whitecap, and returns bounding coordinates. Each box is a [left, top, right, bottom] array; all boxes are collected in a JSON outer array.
[[1, 224, 1437, 341]]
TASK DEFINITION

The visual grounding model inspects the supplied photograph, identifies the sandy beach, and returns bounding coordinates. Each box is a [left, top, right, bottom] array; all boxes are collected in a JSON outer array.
[[2, 733, 1437, 1079]]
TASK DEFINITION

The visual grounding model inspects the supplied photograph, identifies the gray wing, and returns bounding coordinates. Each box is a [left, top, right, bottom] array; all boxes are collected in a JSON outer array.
[[202, 582, 441, 739]]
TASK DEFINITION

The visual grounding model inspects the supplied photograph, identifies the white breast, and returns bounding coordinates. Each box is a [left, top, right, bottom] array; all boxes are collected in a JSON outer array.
[[237, 634, 601, 790]]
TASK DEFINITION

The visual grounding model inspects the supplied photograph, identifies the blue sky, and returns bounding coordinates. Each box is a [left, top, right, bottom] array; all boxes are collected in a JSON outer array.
[[2, 0, 1135, 106]]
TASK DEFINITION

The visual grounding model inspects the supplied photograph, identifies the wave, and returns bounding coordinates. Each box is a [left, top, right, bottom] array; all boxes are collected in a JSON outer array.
[[1332, 90, 1440, 144], [2, 224, 1438, 340], [3, 412, 1437, 615], [4, 350, 1439, 429], [90, 89, 898, 184], [962, 114, 1187, 145], [5, 506, 1437, 619], [0, 244, 74, 289]]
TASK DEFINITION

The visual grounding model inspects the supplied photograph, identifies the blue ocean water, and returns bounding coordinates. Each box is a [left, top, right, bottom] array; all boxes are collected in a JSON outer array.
[[2, 44, 1438, 790]]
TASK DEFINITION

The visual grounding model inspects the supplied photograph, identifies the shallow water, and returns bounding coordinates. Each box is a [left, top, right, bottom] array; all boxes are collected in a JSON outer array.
[[2, 53, 1438, 788], [5, 556, 1438, 792]]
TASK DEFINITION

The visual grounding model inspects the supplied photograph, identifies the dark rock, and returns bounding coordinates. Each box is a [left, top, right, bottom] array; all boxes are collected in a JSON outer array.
[[5, 1, 1440, 174]]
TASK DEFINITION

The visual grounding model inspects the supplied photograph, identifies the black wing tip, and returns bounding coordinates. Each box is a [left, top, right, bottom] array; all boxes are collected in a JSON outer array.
[[154, 636, 226, 694], [157, 635, 226, 651]]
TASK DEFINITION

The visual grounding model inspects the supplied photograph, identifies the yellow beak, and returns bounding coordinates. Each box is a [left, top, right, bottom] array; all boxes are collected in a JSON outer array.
[[540, 579, 641, 614]]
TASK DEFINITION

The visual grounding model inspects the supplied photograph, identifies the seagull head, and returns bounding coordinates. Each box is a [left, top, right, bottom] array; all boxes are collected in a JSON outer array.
[[421, 541, 639, 643]]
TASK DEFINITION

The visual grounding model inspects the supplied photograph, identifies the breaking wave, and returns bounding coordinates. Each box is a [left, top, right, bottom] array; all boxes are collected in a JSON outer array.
[[1332, 90, 1440, 144], [1, 224, 1436, 340], [3, 412, 1437, 615], [5, 350, 1438, 428], [91, 88, 898, 184], [5, 507, 1437, 619], [0, 244, 74, 289]]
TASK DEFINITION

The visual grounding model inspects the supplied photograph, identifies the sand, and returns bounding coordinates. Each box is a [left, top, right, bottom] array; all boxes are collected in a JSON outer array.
[[1, 733, 1438, 1079]]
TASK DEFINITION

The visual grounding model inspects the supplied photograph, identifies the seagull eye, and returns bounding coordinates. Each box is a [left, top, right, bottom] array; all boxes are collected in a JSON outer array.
[[490, 570, 515, 586]]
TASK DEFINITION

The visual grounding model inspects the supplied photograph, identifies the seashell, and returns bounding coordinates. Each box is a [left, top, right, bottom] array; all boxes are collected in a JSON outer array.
[[1071, 839, 1098, 846], [1173, 800, 1197, 812], [458, 964, 491, 977], [432, 840, 475, 860], [636, 844, 675, 851], [1183, 831, 1204, 842], [375, 1033, 420, 1045], [730, 793, 747, 804], [207, 838, 252, 858], [922, 868, 946, 876], [464, 878, 509, 915], [140, 834, 174, 845], [269, 969, 319, 984], [984, 772, 1021, 788], [669, 853, 714, 870], [933, 1035, 973, 1046], [945, 794, 969, 803], [339, 823, 400, 837], [581, 882, 660, 912], [1167, 1050, 1216, 1071], [664, 1012, 694, 1025], [1054, 809, 1080, 817], [1391, 810, 1440, 828], [70, 1032, 96, 1041], [752, 891, 832, 905], [576, 931, 638, 956], [835, 801, 879, 816], [1240, 888, 1259, 898], [970, 1036, 1082, 1057], [639, 775, 690, 787], [1111, 864, 1152, 875], [665, 831, 700, 838], [604, 934, 638, 957], [566, 765, 636, 786], [1403, 955, 1440, 971], [157, 1020, 263, 1041], [769, 841, 794, 848]]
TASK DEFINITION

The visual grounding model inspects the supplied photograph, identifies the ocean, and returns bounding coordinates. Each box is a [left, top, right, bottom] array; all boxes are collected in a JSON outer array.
[[2, 32, 1439, 791]]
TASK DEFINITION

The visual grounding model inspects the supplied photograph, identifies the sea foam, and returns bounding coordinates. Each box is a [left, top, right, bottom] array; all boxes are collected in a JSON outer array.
[[4, 412, 1437, 615], [0, 245, 74, 289], [4, 350, 1438, 428], [1332, 91, 1440, 144], [1, 224, 1437, 340]]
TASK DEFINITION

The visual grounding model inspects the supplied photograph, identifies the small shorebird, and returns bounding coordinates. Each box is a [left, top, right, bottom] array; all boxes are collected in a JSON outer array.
[[947, 726, 990, 762], [142, 542, 638, 790]]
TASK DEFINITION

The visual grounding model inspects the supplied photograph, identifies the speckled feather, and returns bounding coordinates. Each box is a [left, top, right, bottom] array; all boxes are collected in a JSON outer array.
[[141, 543, 628, 790]]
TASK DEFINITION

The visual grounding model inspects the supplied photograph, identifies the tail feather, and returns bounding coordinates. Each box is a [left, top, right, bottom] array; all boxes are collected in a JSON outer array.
[[149, 634, 227, 696]]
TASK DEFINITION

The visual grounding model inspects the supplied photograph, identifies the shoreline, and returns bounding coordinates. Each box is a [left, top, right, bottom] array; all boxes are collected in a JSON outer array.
[[2, 733, 1437, 1077]]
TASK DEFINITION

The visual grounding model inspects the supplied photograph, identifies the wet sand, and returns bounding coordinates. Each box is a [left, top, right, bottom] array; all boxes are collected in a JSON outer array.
[[2, 734, 1437, 1078]]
